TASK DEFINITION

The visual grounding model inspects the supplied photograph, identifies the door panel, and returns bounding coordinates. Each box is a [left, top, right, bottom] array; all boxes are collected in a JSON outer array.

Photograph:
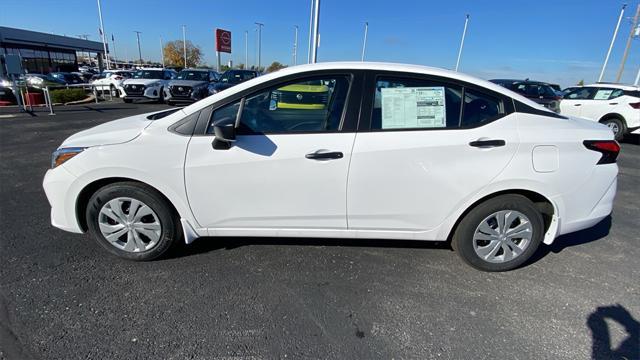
[[347, 116, 519, 232], [185, 133, 355, 229], [559, 99, 583, 117]]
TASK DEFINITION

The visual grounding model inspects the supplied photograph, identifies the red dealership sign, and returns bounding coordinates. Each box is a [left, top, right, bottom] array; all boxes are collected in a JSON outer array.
[[215, 29, 232, 53]]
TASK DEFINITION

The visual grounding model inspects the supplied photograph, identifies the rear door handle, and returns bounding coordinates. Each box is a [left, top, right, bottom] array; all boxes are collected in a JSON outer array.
[[469, 139, 506, 148], [305, 151, 344, 160], [608, 102, 618, 105], [574, 104, 582, 106]]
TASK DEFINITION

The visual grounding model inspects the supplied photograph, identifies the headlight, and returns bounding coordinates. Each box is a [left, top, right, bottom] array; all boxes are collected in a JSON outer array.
[[51, 147, 86, 169], [0, 79, 11, 87]]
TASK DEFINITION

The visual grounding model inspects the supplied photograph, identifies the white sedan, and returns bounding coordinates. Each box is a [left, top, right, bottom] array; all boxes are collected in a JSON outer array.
[[43, 62, 619, 271]]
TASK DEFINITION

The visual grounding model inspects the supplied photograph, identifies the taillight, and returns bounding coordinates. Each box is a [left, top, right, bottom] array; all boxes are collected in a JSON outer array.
[[629, 102, 640, 109], [583, 140, 620, 164]]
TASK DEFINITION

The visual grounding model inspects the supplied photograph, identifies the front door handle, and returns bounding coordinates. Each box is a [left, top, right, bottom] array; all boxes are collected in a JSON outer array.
[[574, 104, 582, 106], [305, 151, 344, 160], [469, 139, 506, 148], [608, 102, 618, 105]]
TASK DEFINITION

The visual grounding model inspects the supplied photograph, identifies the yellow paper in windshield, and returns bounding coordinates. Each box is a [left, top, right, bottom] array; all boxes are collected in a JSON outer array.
[[381, 87, 446, 129]]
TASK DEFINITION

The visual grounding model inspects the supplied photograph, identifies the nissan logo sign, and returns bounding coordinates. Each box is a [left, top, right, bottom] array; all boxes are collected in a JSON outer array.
[[296, 93, 303, 101], [178, 87, 183, 91]]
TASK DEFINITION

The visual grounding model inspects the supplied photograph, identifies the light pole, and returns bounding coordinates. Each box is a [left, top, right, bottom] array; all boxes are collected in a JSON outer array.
[[245, 30, 249, 69], [308, 0, 314, 63], [310, 0, 320, 63], [455, 14, 470, 72], [361, 22, 368, 61], [616, 4, 640, 83], [634, 65, 640, 85], [599, 4, 626, 82], [96, 0, 110, 69], [255, 22, 264, 70], [182, 25, 187, 68], [134, 31, 143, 65], [160, 36, 165, 68], [293, 25, 298, 66]]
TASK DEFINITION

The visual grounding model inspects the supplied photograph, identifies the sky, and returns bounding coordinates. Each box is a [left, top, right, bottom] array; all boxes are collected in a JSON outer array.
[[1, 0, 639, 87]]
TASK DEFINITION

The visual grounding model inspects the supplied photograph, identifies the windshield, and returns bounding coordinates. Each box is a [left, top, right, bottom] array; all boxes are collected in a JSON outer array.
[[134, 70, 163, 79], [177, 71, 209, 81], [220, 71, 255, 84]]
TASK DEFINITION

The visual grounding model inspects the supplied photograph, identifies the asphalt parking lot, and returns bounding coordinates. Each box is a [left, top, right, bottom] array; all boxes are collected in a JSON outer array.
[[1, 102, 638, 360]]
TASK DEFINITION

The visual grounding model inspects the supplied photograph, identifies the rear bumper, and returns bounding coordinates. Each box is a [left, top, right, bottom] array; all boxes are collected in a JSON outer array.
[[42, 166, 83, 233], [557, 174, 617, 236]]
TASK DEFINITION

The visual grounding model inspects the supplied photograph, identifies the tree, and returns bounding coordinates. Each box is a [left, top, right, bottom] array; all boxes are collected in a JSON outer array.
[[163, 40, 203, 68], [577, 79, 584, 86], [237, 63, 245, 70], [266, 61, 287, 73]]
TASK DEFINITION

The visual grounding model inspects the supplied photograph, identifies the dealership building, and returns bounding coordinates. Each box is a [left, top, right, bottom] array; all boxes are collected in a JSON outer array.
[[0, 26, 106, 76]]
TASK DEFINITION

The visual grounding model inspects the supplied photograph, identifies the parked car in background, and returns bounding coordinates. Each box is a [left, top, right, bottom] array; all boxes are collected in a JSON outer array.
[[43, 62, 619, 272], [560, 83, 640, 140], [0, 77, 17, 104], [92, 70, 134, 97], [50, 72, 85, 85], [121, 68, 176, 103], [24, 74, 66, 89], [208, 69, 258, 95], [490, 79, 561, 112], [164, 69, 219, 105], [270, 80, 330, 109], [562, 86, 581, 95]]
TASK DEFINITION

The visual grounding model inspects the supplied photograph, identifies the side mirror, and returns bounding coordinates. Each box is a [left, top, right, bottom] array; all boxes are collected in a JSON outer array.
[[212, 116, 236, 150]]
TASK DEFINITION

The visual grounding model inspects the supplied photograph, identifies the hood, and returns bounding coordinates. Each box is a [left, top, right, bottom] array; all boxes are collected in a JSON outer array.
[[169, 79, 208, 87], [60, 111, 158, 148], [124, 78, 163, 86]]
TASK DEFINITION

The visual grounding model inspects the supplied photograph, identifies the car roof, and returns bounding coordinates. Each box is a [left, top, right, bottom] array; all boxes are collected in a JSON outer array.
[[180, 68, 210, 72], [181, 61, 550, 116], [584, 83, 639, 90], [490, 79, 552, 86]]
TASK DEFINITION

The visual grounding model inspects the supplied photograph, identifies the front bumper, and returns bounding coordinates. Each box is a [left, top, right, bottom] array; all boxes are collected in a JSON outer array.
[[42, 166, 83, 233], [122, 86, 162, 100], [164, 88, 207, 103]]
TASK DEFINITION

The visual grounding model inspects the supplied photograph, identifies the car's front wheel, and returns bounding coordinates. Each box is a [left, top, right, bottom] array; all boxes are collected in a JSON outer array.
[[86, 182, 181, 260], [452, 194, 544, 271]]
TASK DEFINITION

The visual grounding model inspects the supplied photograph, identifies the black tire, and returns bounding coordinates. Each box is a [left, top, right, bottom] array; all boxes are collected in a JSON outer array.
[[157, 88, 165, 104], [86, 182, 181, 261], [110, 84, 119, 98], [601, 117, 626, 141], [452, 194, 544, 272], [123, 98, 133, 103]]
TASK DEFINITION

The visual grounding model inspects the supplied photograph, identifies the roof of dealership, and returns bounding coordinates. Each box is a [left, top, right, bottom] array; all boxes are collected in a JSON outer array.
[[0, 26, 105, 53]]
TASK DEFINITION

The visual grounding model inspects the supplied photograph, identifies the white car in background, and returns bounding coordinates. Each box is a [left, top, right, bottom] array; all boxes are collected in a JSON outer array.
[[43, 62, 619, 272], [560, 83, 640, 140], [91, 70, 134, 97], [121, 68, 176, 103]]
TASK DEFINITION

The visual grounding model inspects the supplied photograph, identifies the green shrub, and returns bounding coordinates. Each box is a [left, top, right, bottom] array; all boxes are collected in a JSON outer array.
[[50, 88, 87, 103]]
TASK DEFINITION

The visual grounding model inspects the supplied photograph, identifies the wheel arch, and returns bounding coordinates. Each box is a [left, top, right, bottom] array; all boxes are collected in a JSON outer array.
[[598, 112, 626, 126], [75, 177, 180, 232], [444, 189, 556, 244]]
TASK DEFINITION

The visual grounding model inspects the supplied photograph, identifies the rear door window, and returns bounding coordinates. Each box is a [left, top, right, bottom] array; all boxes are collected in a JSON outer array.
[[565, 87, 596, 100]]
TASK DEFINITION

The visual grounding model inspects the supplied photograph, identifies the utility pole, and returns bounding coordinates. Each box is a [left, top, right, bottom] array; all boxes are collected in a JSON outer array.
[[111, 34, 117, 68], [255, 22, 264, 70], [308, 0, 314, 63], [361, 22, 368, 61], [616, 4, 640, 83], [160, 36, 165, 68], [134, 31, 143, 65], [182, 25, 187, 68], [455, 14, 470, 72], [599, 4, 626, 82], [293, 25, 298, 65], [245, 30, 249, 69], [96, 0, 110, 69], [310, 0, 320, 63]]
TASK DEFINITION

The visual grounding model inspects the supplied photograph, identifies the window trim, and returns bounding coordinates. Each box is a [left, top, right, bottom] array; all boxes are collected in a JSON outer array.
[[358, 71, 514, 132], [198, 70, 360, 136]]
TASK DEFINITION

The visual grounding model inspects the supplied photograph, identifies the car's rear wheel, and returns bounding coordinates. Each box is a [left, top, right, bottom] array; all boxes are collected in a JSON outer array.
[[110, 84, 118, 98], [452, 194, 544, 272], [601, 117, 625, 141], [86, 182, 180, 261]]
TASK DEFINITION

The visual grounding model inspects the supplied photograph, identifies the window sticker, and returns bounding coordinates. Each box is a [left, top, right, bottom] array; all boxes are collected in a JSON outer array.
[[381, 87, 446, 129], [593, 89, 613, 100]]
